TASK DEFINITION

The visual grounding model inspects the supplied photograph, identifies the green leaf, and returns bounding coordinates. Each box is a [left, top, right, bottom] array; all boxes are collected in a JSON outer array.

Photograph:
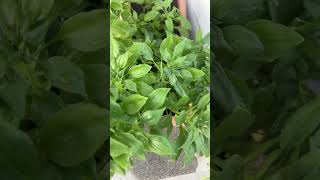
[[141, 108, 166, 126], [304, 0, 320, 18], [136, 81, 154, 96], [173, 39, 191, 58], [177, 16, 192, 30], [287, 150, 320, 180], [141, 43, 153, 61], [0, 74, 27, 119], [148, 135, 174, 156], [165, 18, 174, 32], [55, 0, 85, 13], [114, 132, 145, 160], [160, 35, 173, 62], [246, 19, 304, 60], [110, 98, 123, 118], [214, 106, 253, 145], [280, 97, 320, 151], [213, 0, 265, 24], [216, 155, 244, 180], [187, 68, 205, 80], [0, 122, 40, 180], [39, 103, 108, 167], [57, 9, 107, 51], [176, 110, 186, 125], [197, 93, 210, 110], [267, 0, 302, 24], [117, 52, 128, 69], [223, 25, 264, 56], [128, 64, 152, 78], [144, 10, 159, 21], [122, 94, 148, 114], [113, 154, 131, 170], [111, 138, 130, 157], [146, 88, 170, 109], [46, 56, 87, 97], [212, 60, 243, 116], [81, 64, 108, 108], [111, 19, 131, 38], [124, 79, 137, 92], [30, 92, 64, 126]]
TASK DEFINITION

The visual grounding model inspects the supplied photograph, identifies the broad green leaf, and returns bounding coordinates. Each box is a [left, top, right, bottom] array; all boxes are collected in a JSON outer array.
[[246, 19, 304, 60], [146, 88, 170, 109], [212, 60, 242, 116], [267, 0, 302, 24], [57, 9, 107, 51], [213, 0, 265, 24], [0, 0, 19, 40], [117, 52, 128, 69], [304, 0, 320, 18], [197, 93, 210, 110], [110, 98, 123, 118], [216, 155, 244, 180], [302, 169, 320, 180], [141, 43, 153, 61], [110, 138, 130, 157], [183, 144, 196, 164], [39, 103, 108, 167], [128, 64, 152, 78], [55, 0, 85, 13], [111, 19, 131, 38], [0, 102, 19, 127], [46, 56, 87, 97], [81, 64, 108, 108], [160, 35, 173, 62], [141, 108, 166, 126], [30, 92, 64, 126], [144, 10, 159, 21], [148, 135, 174, 156], [122, 94, 148, 114], [165, 18, 174, 32], [0, 58, 7, 79], [0, 122, 40, 180], [214, 106, 253, 145], [176, 110, 186, 125], [223, 25, 264, 56], [280, 97, 320, 151], [177, 16, 192, 30], [287, 150, 320, 180], [114, 132, 145, 160], [173, 39, 191, 58], [124, 79, 137, 92], [20, 0, 54, 24], [0, 74, 27, 119], [136, 81, 154, 96], [187, 68, 205, 80], [113, 154, 130, 170]]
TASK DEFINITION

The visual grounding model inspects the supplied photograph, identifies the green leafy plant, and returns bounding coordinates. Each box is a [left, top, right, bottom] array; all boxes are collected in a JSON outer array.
[[110, 0, 210, 176], [213, 0, 320, 179], [0, 0, 108, 179]]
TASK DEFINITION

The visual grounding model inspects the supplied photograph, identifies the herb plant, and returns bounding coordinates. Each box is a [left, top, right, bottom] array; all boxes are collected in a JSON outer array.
[[110, 0, 210, 176], [213, 0, 320, 179], [0, 0, 108, 179]]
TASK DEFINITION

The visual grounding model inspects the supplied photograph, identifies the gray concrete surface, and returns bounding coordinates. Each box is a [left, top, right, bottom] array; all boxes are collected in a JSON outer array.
[[112, 155, 209, 180]]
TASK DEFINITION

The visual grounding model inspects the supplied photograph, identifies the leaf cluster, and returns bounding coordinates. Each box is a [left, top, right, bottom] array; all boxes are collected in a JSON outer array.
[[110, 0, 210, 176], [213, 0, 320, 179], [0, 0, 108, 179]]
